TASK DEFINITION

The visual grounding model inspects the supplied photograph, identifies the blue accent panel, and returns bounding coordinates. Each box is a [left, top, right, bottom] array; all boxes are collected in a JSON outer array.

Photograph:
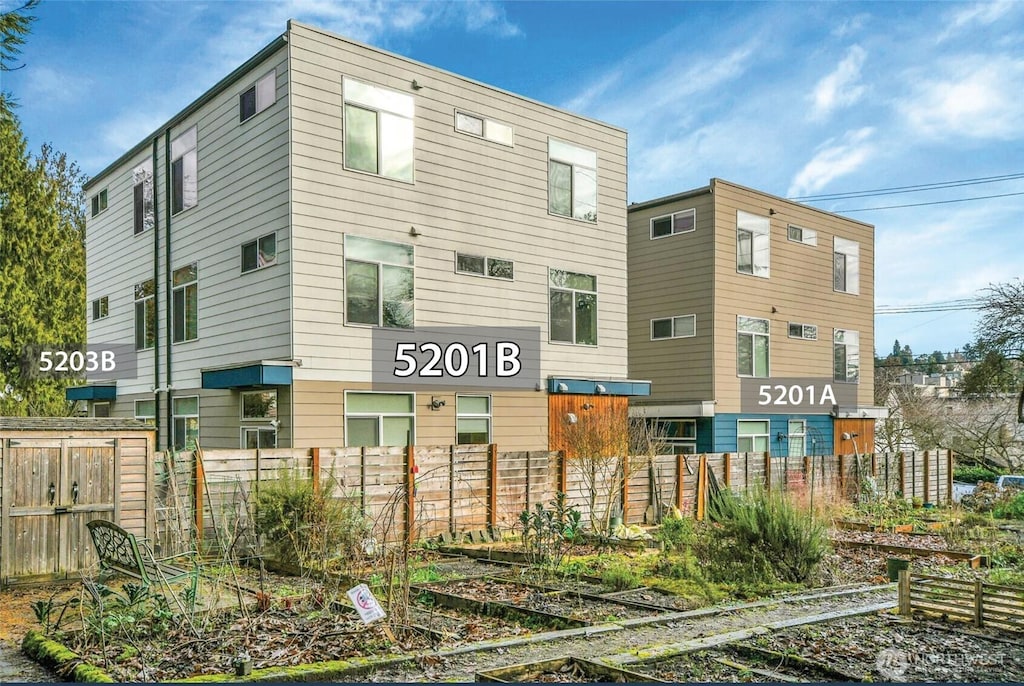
[[202, 364, 292, 389], [548, 378, 651, 396], [65, 385, 117, 401], [712, 413, 834, 455]]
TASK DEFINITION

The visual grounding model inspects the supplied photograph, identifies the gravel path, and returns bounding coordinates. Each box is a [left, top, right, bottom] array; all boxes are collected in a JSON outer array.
[[337, 584, 897, 682]]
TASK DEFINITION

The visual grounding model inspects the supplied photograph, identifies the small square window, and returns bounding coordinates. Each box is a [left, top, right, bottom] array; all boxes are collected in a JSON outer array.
[[240, 70, 276, 123], [788, 225, 817, 246], [90, 189, 108, 217], [241, 390, 277, 420], [91, 296, 109, 321], [241, 233, 277, 273]]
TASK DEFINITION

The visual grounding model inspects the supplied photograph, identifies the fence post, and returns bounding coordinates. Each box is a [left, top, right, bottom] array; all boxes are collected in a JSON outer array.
[[697, 454, 707, 521], [558, 451, 568, 494], [676, 453, 684, 512], [871, 452, 877, 478], [311, 447, 321, 493], [974, 578, 984, 627], [898, 452, 906, 498], [724, 453, 731, 488], [923, 451, 931, 504], [898, 569, 911, 616], [946, 449, 954, 504], [449, 445, 456, 534], [193, 452, 204, 545], [621, 455, 631, 523], [360, 447, 368, 515], [405, 444, 416, 543], [764, 452, 772, 491], [838, 453, 846, 498], [488, 443, 498, 531]]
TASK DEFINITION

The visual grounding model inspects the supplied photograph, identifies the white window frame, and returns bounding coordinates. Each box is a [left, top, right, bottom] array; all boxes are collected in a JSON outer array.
[[170, 126, 198, 215], [91, 189, 108, 217], [834, 328, 860, 383], [134, 399, 156, 426], [455, 252, 514, 280], [92, 296, 109, 321], [650, 418, 697, 454], [650, 208, 696, 239], [92, 401, 110, 418], [342, 76, 415, 183], [133, 160, 154, 235], [787, 224, 817, 246], [547, 138, 598, 223], [344, 391, 416, 447], [241, 427, 277, 450], [454, 110, 514, 146], [344, 235, 415, 329], [172, 263, 198, 344], [787, 322, 818, 340], [456, 394, 492, 445], [239, 69, 276, 123], [651, 314, 696, 340], [240, 389, 277, 421], [134, 279, 155, 351], [548, 269, 598, 346], [737, 210, 770, 278], [787, 419, 807, 457], [241, 233, 277, 273], [737, 315, 770, 378], [834, 237, 860, 294], [737, 419, 770, 453], [172, 395, 200, 451]]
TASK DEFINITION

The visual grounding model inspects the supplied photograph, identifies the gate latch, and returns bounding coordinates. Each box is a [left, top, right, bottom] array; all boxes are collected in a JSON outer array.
[[48, 482, 55, 506], [54, 506, 69, 514], [71, 481, 79, 505]]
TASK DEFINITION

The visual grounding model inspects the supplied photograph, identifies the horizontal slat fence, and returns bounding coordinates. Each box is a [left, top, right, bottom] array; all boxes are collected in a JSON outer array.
[[154, 448, 953, 547], [900, 571, 1024, 633]]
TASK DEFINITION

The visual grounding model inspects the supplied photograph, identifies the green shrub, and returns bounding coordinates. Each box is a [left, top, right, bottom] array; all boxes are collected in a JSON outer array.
[[993, 492, 1024, 520], [601, 562, 641, 591], [254, 469, 370, 568], [954, 465, 1002, 483], [657, 514, 697, 551], [706, 488, 829, 584]]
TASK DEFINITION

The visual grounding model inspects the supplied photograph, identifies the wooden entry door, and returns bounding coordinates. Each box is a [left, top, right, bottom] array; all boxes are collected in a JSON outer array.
[[2, 438, 118, 581]]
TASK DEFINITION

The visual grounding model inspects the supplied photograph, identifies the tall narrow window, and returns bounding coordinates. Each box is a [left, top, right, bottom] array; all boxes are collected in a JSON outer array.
[[788, 419, 806, 457], [345, 392, 415, 447], [834, 237, 860, 294], [172, 263, 198, 343], [134, 279, 156, 350], [343, 77, 414, 182], [239, 70, 276, 123], [548, 139, 597, 222], [737, 211, 770, 277], [834, 329, 860, 382], [172, 396, 199, 451], [737, 316, 769, 377], [171, 127, 197, 214], [90, 189, 108, 217], [737, 419, 770, 453], [92, 296, 109, 321], [345, 235, 414, 328], [133, 160, 154, 234], [456, 395, 491, 444], [549, 269, 597, 345]]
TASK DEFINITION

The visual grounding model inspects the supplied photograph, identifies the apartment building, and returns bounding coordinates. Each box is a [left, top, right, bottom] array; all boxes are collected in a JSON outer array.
[[627, 179, 885, 457], [73, 20, 647, 451]]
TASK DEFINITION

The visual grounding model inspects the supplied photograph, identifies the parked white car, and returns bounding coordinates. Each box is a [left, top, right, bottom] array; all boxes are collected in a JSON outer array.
[[996, 475, 1024, 491]]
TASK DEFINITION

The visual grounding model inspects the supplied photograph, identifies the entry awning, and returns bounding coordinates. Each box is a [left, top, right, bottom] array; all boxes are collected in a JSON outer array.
[[65, 385, 117, 401], [547, 377, 651, 397], [201, 362, 293, 389]]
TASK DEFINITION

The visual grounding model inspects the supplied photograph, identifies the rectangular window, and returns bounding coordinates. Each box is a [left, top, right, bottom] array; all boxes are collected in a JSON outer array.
[[343, 77, 414, 182], [548, 139, 597, 222], [787, 225, 817, 246], [91, 296, 109, 321], [345, 392, 415, 447], [345, 235, 414, 328], [242, 427, 277, 449], [241, 390, 277, 420], [239, 69, 276, 123], [737, 316, 769, 377], [788, 419, 806, 458], [456, 395, 491, 444], [737, 211, 770, 277], [737, 419, 770, 453], [787, 322, 817, 340], [134, 279, 156, 350], [134, 399, 156, 426], [172, 263, 198, 343], [650, 208, 695, 239], [241, 233, 277, 273], [649, 418, 696, 454], [172, 396, 199, 451], [455, 252, 513, 280], [455, 110, 514, 146], [651, 314, 696, 340], [549, 269, 597, 345], [834, 329, 860, 383], [834, 237, 860, 294], [90, 189, 108, 217], [133, 160, 154, 235], [92, 402, 110, 418], [171, 126, 197, 214]]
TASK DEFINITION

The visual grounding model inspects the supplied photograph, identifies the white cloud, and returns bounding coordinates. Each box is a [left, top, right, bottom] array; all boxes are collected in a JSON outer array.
[[831, 14, 869, 38], [810, 45, 866, 120], [900, 55, 1024, 141], [937, 0, 1017, 42], [787, 128, 875, 197], [21, 65, 90, 106]]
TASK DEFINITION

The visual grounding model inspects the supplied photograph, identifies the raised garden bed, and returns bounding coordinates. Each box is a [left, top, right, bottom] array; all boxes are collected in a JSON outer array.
[[476, 656, 659, 683]]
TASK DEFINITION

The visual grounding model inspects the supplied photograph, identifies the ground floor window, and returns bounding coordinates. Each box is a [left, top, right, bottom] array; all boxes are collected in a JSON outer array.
[[737, 419, 770, 453], [172, 396, 199, 450], [92, 402, 110, 418], [242, 427, 277, 449], [135, 399, 156, 426], [649, 418, 696, 454], [788, 419, 806, 457], [456, 395, 491, 444], [345, 392, 415, 447]]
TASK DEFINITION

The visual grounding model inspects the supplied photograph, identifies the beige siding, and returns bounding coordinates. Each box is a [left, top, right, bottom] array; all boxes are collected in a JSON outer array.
[[292, 380, 548, 451], [287, 23, 628, 384]]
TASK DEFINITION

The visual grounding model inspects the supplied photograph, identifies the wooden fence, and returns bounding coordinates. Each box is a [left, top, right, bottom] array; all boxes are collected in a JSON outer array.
[[153, 447, 954, 550], [899, 570, 1024, 633]]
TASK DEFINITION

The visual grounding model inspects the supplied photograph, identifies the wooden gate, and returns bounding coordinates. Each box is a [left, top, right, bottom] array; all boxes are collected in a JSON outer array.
[[1, 438, 119, 583]]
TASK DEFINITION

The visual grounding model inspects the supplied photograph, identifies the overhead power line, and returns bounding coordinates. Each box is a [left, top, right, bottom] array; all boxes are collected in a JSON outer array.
[[875, 299, 982, 315], [789, 171, 1024, 202], [838, 190, 1024, 213]]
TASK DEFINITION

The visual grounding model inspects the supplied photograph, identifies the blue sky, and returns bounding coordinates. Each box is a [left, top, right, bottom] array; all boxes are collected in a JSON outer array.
[[5, 0, 1024, 359]]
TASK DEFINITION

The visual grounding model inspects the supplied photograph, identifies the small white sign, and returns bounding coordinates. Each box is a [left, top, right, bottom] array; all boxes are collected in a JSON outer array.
[[346, 583, 387, 624]]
